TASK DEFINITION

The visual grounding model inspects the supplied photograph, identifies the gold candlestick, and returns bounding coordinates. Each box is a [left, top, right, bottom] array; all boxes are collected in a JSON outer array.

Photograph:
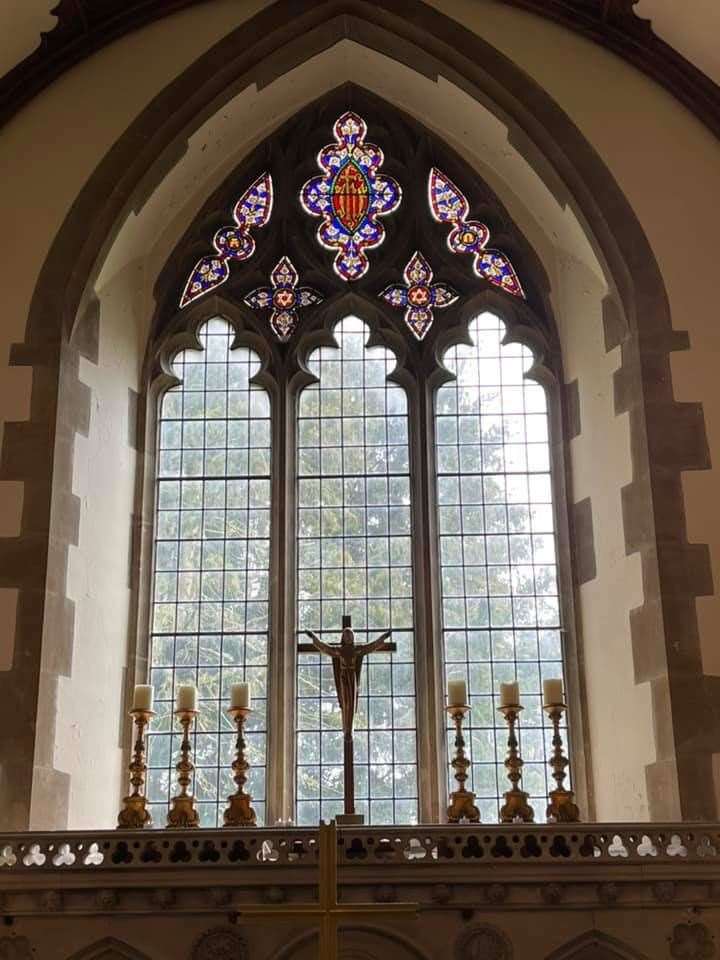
[[446, 704, 480, 823], [167, 708, 200, 829], [544, 701, 580, 822], [223, 706, 257, 827], [117, 708, 154, 829], [498, 703, 535, 823]]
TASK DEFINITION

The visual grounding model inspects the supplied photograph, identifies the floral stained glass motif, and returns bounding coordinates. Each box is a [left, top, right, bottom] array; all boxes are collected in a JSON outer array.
[[379, 250, 458, 340], [180, 173, 274, 308], [300, 112, 402, 282], [244, 256, 323, 342], [428, 168, 525, 299]]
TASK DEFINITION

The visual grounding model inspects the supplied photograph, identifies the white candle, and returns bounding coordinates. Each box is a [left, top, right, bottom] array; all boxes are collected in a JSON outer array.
[[447, 679, 467, 707], [543, 678, 564, 707], [230, 682, 251, 710], [132, 684, 153, 712], [500, 681, 520, 708], [176, 684, 198, 712]]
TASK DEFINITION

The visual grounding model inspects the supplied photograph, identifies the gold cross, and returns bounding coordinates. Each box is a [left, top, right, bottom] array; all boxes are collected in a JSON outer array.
[[238, 821, 417, 959]]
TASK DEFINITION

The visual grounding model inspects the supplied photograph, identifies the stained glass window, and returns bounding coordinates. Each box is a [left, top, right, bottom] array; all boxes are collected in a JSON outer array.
[[295, 316, 418, 825], [436, 312, 564, 821], [146, 318, 271, 826]]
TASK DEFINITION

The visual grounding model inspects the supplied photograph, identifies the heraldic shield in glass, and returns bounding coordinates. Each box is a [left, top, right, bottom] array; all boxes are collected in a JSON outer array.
[[300, 112, 402, 281], [428, 167, 525, 299], [180, 172, 274, 308]]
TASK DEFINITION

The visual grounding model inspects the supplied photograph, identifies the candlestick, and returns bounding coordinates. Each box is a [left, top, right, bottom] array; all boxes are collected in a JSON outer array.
[[230, 682, 251, 711], [166, 705, 200, 829], [117, 704, 154, 829], [498, 703, 535, 823], [543, 678, 564, 707], [445, 703, 480, 823], [500, 681, 520, 708], [447, 678, 467, 708], [223, 705, 257, 827], [544, 700, 580, 822]]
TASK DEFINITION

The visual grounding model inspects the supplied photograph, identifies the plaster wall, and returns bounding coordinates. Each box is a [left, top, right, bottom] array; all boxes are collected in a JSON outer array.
[[556, 261, 651, 820], [0, 0, 717, 822], [56, 262, 149, 828], [427, 0, 720, 811]]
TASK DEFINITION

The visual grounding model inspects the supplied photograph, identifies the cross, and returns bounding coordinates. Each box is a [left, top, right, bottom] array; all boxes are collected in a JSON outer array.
[[237, 821, 417, 959], [298, 616, 396, 822]]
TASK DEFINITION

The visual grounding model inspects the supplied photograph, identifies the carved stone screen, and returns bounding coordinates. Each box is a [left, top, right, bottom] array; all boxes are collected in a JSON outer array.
[[437, 312, 564, 820], [295, 316, 418, 824], [147, 318, 270, 826]]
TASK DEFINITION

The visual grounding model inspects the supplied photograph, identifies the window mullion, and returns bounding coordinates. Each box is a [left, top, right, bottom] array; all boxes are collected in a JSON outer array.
[[266, 376, 294, 824], [408, 374, 446, 824]]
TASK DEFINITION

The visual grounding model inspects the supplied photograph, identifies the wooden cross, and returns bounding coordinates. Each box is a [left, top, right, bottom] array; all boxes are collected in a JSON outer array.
[[298, 616, 396, 822], [237, 821, 417, 959]]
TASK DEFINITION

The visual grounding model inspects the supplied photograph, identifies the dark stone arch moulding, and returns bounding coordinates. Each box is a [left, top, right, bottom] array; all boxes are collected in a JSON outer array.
[[0, 0, 718, 140], [2, 0, 713, 827]]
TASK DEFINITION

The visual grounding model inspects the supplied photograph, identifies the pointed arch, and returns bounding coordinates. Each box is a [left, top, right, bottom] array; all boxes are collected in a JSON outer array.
[[7, 0, 707, 829], [269, 924, 432, 960], [67, 939, 152, 960], [545, 931, 650, 960]]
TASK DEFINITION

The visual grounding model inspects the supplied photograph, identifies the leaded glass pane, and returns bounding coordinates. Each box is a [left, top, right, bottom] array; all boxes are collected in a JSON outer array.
[[147, 319, 270, 826], [296, 316, 418, 825], [437, 312, 565, 821]]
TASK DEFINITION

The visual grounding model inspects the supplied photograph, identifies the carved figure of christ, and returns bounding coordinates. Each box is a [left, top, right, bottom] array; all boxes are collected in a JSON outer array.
[[297, 615, 396, 823]]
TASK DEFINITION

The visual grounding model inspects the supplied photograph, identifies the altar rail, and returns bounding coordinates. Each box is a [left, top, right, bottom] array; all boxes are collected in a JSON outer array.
[[0, 823, 718, 872]]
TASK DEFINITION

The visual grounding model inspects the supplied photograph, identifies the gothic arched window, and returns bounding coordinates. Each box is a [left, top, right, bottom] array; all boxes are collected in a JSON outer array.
[[144, 91, 570, 826]]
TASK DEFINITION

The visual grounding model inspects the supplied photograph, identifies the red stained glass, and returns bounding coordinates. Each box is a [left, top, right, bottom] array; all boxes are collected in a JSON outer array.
[[331, 161, 370, 233]]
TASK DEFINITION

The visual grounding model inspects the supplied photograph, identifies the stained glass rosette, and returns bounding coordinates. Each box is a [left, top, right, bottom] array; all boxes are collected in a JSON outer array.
[[380, 251, 458, 340], [300, 112, 402, 281], [244, 256, 323, 342], [180, 173, 274, 308], [428, 168, 525, 298]]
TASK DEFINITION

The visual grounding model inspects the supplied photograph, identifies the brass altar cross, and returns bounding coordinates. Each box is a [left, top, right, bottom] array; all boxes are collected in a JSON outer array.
[[238, 821, 417, 959]]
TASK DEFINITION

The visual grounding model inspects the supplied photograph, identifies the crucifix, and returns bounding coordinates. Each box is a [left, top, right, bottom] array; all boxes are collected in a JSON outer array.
[[297, 615, 396, 825], [238, 821, 417, 959]]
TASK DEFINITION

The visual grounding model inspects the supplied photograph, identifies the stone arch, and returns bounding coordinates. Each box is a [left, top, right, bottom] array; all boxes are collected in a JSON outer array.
[[6, 0, 710, 829], [66, 939, 152, 960], [269, 924, 432, 960], [545, 931, 650, 960]]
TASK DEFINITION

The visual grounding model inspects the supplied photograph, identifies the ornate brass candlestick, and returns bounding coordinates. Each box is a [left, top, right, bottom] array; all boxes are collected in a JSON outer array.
[[499, 703, 535, 823], [223, 705, 257, 827], [117, 707, 154, 829], [544, 701, 580, 822], [446, 704, 480, 823], [167, 707, 200, 829]]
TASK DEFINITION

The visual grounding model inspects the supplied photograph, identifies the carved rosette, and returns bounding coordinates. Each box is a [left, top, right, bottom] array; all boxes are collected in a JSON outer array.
[[653, 880, 676, 904], [455, 923, 513, 960], [540, 883, 564, 905], [485, 883, 508, 906], [669, 922, 716, 959], [96, 888, 118, 910], [191, 928, 247, 960]]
